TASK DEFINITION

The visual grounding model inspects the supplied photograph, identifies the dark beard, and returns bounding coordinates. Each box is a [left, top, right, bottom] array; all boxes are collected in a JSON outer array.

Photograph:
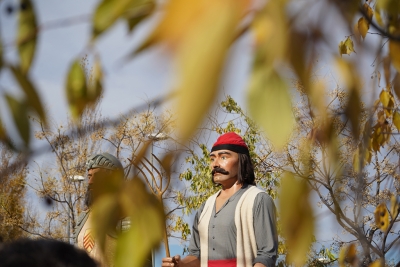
[[84, 187, 93, 208]]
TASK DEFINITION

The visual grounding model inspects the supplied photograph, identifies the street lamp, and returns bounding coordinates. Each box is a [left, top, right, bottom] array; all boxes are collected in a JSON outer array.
[[146, 133, 170, 267], [68, 175, 85, 244]]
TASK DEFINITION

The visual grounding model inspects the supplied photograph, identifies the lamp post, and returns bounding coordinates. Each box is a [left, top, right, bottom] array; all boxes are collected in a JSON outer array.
[[146, 133, 169, 266], [68, 175, 85, 244]]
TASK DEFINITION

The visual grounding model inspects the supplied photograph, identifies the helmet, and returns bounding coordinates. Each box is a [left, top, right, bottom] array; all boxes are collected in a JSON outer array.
[[86, 152, 123, 172]]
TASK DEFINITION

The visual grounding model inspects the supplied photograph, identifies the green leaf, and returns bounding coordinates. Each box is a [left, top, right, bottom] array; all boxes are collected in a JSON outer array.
[[247, 68, 294, 150], [17, 0, 38, 74], [9, 65, 46, 124], [92, 0, 139, 38], [124, 1, 155, 32], [5, 94, 30, 147], [65, 59, 88, 120]]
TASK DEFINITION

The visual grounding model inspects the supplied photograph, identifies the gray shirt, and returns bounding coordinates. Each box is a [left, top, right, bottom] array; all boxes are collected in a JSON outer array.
[[188, 184, 278, 267]]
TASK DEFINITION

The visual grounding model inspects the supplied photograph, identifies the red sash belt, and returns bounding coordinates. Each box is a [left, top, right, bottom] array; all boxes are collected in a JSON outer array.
[[208, 259, 236, 267]]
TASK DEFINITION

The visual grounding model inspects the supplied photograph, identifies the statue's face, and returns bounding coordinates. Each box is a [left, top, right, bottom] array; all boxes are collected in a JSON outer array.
[[87, 168, 104, 185], [209, 149, 239, 185]]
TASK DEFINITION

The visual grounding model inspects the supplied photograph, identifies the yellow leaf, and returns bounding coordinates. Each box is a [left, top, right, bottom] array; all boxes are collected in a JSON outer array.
[[390, 195, 399, 219], [362, 3, 374, 21], [115, 179, 164, 267], [65, 59, 88, 120], [247, 69, 294, 150], [358, 17, 369, 39], [393, 111, 400, 132], [379, 90, 390, 107], [9, 65, 46, 124], [279, 172, 314, 266], [17, 0, 37, 74], [339, 37, 355, 56], [88, 58, 103, 105], [369, 259, 383, 267], [5, 94, 30, 147], [338, 244, 357, 267], [389, 40, 400, 73], [352, 149, 360, 173], [374, 203, 389, 232], [252, 0, 288, 64], [174, 0, 244, 142]]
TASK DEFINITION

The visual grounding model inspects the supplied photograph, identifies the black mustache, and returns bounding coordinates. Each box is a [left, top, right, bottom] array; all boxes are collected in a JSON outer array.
[[212, 168, 229, 176]]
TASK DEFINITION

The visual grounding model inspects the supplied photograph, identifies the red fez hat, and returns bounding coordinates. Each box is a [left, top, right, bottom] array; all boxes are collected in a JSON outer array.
[[211, 132, 249, 154]]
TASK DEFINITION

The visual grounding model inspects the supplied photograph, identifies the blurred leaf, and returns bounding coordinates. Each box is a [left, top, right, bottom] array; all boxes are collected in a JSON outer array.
[[389, 40, 400, 73], [393, 72, 400, 100], [132, 140, 151, 166], [369, 259, 383, 267], [383, 56, 391, 86], [374, 4, 384, 26], [339, 37, 355, 56], [9, 65, 46, 124], [65, 59, 88, 120], [376, 0, 400, 17], [288, 30, 312, 91], [124, 0, 155, 32], [363, 3, 374, 20], [390, 195, 399, 219], [357, 17, 369, 39], [393, 111, 400, 132], [345, 86, 362, 140], [17, 0, 37, 74], [279, 172, 314, 266], [247, 69, 294, 150], [93, 0, 136, 38], [91, 194, 120, 258], [353, 145, 372, 173], [5, 94, 30, 147], [338, 243, 357, 267], [173, 0, 244, 142], [115, 179, 164, 267], [88, 57, 103, 104], [252, 0, 288, 65], [374, 203, 389, 232]]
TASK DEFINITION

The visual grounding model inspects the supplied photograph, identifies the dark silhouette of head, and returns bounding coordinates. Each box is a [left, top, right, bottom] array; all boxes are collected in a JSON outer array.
[[0, 238, 98, 267], [210, 132, 256, 185]]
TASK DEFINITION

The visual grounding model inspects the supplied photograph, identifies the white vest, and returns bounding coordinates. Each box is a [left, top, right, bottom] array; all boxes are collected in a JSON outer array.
[[198, 186, 264, 267]]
